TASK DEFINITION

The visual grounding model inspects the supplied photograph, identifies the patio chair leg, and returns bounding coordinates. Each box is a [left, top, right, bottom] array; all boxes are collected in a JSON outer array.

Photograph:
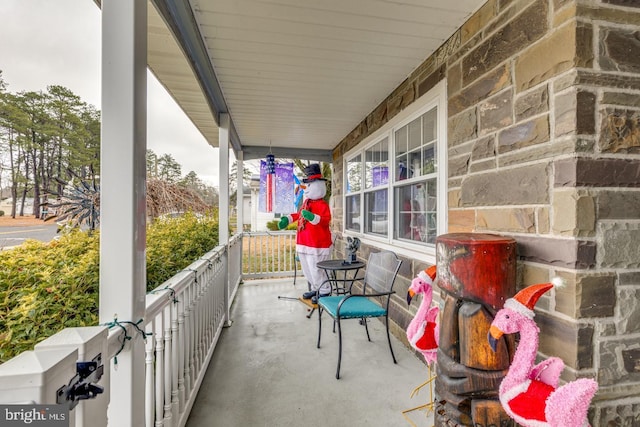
[[336, 317, 343, 379], [362, 317, 371, 341], [385, 315, 397, 364], [317, 308, 323, 348]]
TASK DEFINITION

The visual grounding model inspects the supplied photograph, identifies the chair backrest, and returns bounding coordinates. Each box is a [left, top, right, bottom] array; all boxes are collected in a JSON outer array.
[[363, 251, 402, 294]]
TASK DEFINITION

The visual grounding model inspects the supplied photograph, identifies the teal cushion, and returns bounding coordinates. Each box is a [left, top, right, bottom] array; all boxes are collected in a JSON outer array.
[[318, 295, 386, 319]]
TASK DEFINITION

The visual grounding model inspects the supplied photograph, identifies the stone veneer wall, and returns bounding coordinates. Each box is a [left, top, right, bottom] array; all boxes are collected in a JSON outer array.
[[331, 0, 640, 424]]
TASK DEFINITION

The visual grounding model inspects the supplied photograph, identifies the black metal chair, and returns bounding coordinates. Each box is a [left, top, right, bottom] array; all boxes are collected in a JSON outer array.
[[316, 250, 402, 379]]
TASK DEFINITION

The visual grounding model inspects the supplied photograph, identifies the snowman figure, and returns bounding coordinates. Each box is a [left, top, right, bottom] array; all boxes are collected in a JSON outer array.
[[278, 164, 332, 302]]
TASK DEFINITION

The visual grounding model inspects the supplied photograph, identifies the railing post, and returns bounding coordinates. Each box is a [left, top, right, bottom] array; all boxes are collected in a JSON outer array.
[[0, 347, 78, 425], [34, 327, 109, 427]]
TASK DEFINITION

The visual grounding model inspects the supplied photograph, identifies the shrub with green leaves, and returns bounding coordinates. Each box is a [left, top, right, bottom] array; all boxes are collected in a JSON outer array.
[[0, 212, 218, 363]]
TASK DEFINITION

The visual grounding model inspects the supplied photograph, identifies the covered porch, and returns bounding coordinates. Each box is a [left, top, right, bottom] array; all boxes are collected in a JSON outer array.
[[185, 278, 431, 427]]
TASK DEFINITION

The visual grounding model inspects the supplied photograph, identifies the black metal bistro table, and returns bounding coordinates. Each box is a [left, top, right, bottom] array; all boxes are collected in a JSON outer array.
[[316, 259, 366, 295]]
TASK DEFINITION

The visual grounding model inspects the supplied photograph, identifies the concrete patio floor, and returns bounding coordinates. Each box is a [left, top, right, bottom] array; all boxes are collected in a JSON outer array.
[[185, 278, 435, 427]]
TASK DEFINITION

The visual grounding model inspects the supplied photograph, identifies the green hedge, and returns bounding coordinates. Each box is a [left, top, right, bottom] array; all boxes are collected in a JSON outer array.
[[0, 212, 219, 363]]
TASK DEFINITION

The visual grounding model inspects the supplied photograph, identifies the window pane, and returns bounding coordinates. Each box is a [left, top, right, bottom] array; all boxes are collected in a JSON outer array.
[[346, 155, 361, 193], [365, 189, 387, 236], [394, 179, 436, 244], [423, 107, 437, 143], [345, 194, 361, 232], [395, 127, 408, 181], [408, 117, 421, 152], [422, 143, 435, 175], [365, 138, 388, 189]]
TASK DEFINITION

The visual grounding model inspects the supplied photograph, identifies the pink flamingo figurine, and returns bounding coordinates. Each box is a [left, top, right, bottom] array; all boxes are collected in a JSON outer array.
[[488, 280, 598, 427], [403, 265, 439, 424], [406, 265, 439, 365]]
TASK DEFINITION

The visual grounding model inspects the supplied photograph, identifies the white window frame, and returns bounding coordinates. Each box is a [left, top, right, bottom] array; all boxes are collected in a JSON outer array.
[[343, 80, 447, 262]]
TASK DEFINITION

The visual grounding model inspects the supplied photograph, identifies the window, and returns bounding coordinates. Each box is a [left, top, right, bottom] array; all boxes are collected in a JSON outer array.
[[393, 108, 438, 244], [345, 155, 361, 232], [343, 82, 445, 251]]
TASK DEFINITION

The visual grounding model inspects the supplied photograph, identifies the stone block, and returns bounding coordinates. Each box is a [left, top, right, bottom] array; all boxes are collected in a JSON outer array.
[[447, 61, 462, 97], [515, 22, 575, 92], [447, 209, 475, 233], [598, 221, 640, 268], [576, 69, 640, 92], [460, 0, 498, 45], [490, 0, 537, 35], [576, 22, 594, 68], [469, 158, 497, 173], [537, 311, 594, 370], [476, 207, 536, 233], [417, 65, 445, 99], [461, 163, 549, 206], [598, 190, 640, 220], [449, 65, 511, 116], [552, 188, 595, 237], [516, 235, 596, 269], [537, 207, 550, 233], [515, 84, 549, 122], [449, 154, 471, 178], [554, 157, 640, 188], [499, 137, 575, 167], [598, 338, 640, 386], [479, 89, 513, 135], [602, 91, 640, 107], [449, 109, 477, 147], [555, 89, 596, 137], [599, 108, 640, 153], [472, 135, 496, 161], [464, 0, 548, 85], [555, 272, 616, 318], [450, 140, 474, 158], [448, 189, 462, 208], [617, 287, 640, 334], [498, 115, 550, 154], [619, 271, 640, 286], [521, 263, 551, 287], [600, 27, 640, 74]]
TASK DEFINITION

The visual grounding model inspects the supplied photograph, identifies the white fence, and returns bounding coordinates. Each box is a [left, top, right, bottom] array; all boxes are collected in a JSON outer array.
[[242, 230, 299, 279], [0, 233, 244, 427]]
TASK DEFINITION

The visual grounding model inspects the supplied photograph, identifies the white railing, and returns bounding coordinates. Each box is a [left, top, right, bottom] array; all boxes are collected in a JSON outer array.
[[0, 233, 243, 427], [242, 230, 299, 279]]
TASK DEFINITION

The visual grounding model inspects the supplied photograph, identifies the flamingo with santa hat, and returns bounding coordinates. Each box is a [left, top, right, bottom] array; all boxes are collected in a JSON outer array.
[[488, 279, 598, 427]]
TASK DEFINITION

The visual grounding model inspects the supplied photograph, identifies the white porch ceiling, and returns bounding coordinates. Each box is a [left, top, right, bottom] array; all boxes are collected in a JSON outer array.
[[148, 0, 486, 160]]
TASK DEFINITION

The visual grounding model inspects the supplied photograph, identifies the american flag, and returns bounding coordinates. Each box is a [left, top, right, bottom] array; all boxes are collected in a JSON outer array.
[[265, 154, 275, 212]]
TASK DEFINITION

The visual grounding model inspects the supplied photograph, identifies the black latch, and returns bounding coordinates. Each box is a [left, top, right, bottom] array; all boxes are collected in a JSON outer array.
[[57, 353, 104, 409]]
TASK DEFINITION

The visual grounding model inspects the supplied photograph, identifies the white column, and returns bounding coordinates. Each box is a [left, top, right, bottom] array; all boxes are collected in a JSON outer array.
[[99, 1, 147, 426], [218, 113, 231, 325], [218, 114, 230, 245], [236, 150, 244, 233]]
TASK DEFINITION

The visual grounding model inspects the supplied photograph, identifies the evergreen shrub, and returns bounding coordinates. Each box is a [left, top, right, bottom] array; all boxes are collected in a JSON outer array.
[[0, 212, 218, 363]]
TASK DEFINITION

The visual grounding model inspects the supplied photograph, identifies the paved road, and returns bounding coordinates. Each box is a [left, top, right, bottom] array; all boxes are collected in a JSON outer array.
[[0, 224, 60, 249]]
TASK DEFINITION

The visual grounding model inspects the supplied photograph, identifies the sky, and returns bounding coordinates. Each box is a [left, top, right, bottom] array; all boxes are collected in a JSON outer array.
[[0, 0, 223, 187]]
